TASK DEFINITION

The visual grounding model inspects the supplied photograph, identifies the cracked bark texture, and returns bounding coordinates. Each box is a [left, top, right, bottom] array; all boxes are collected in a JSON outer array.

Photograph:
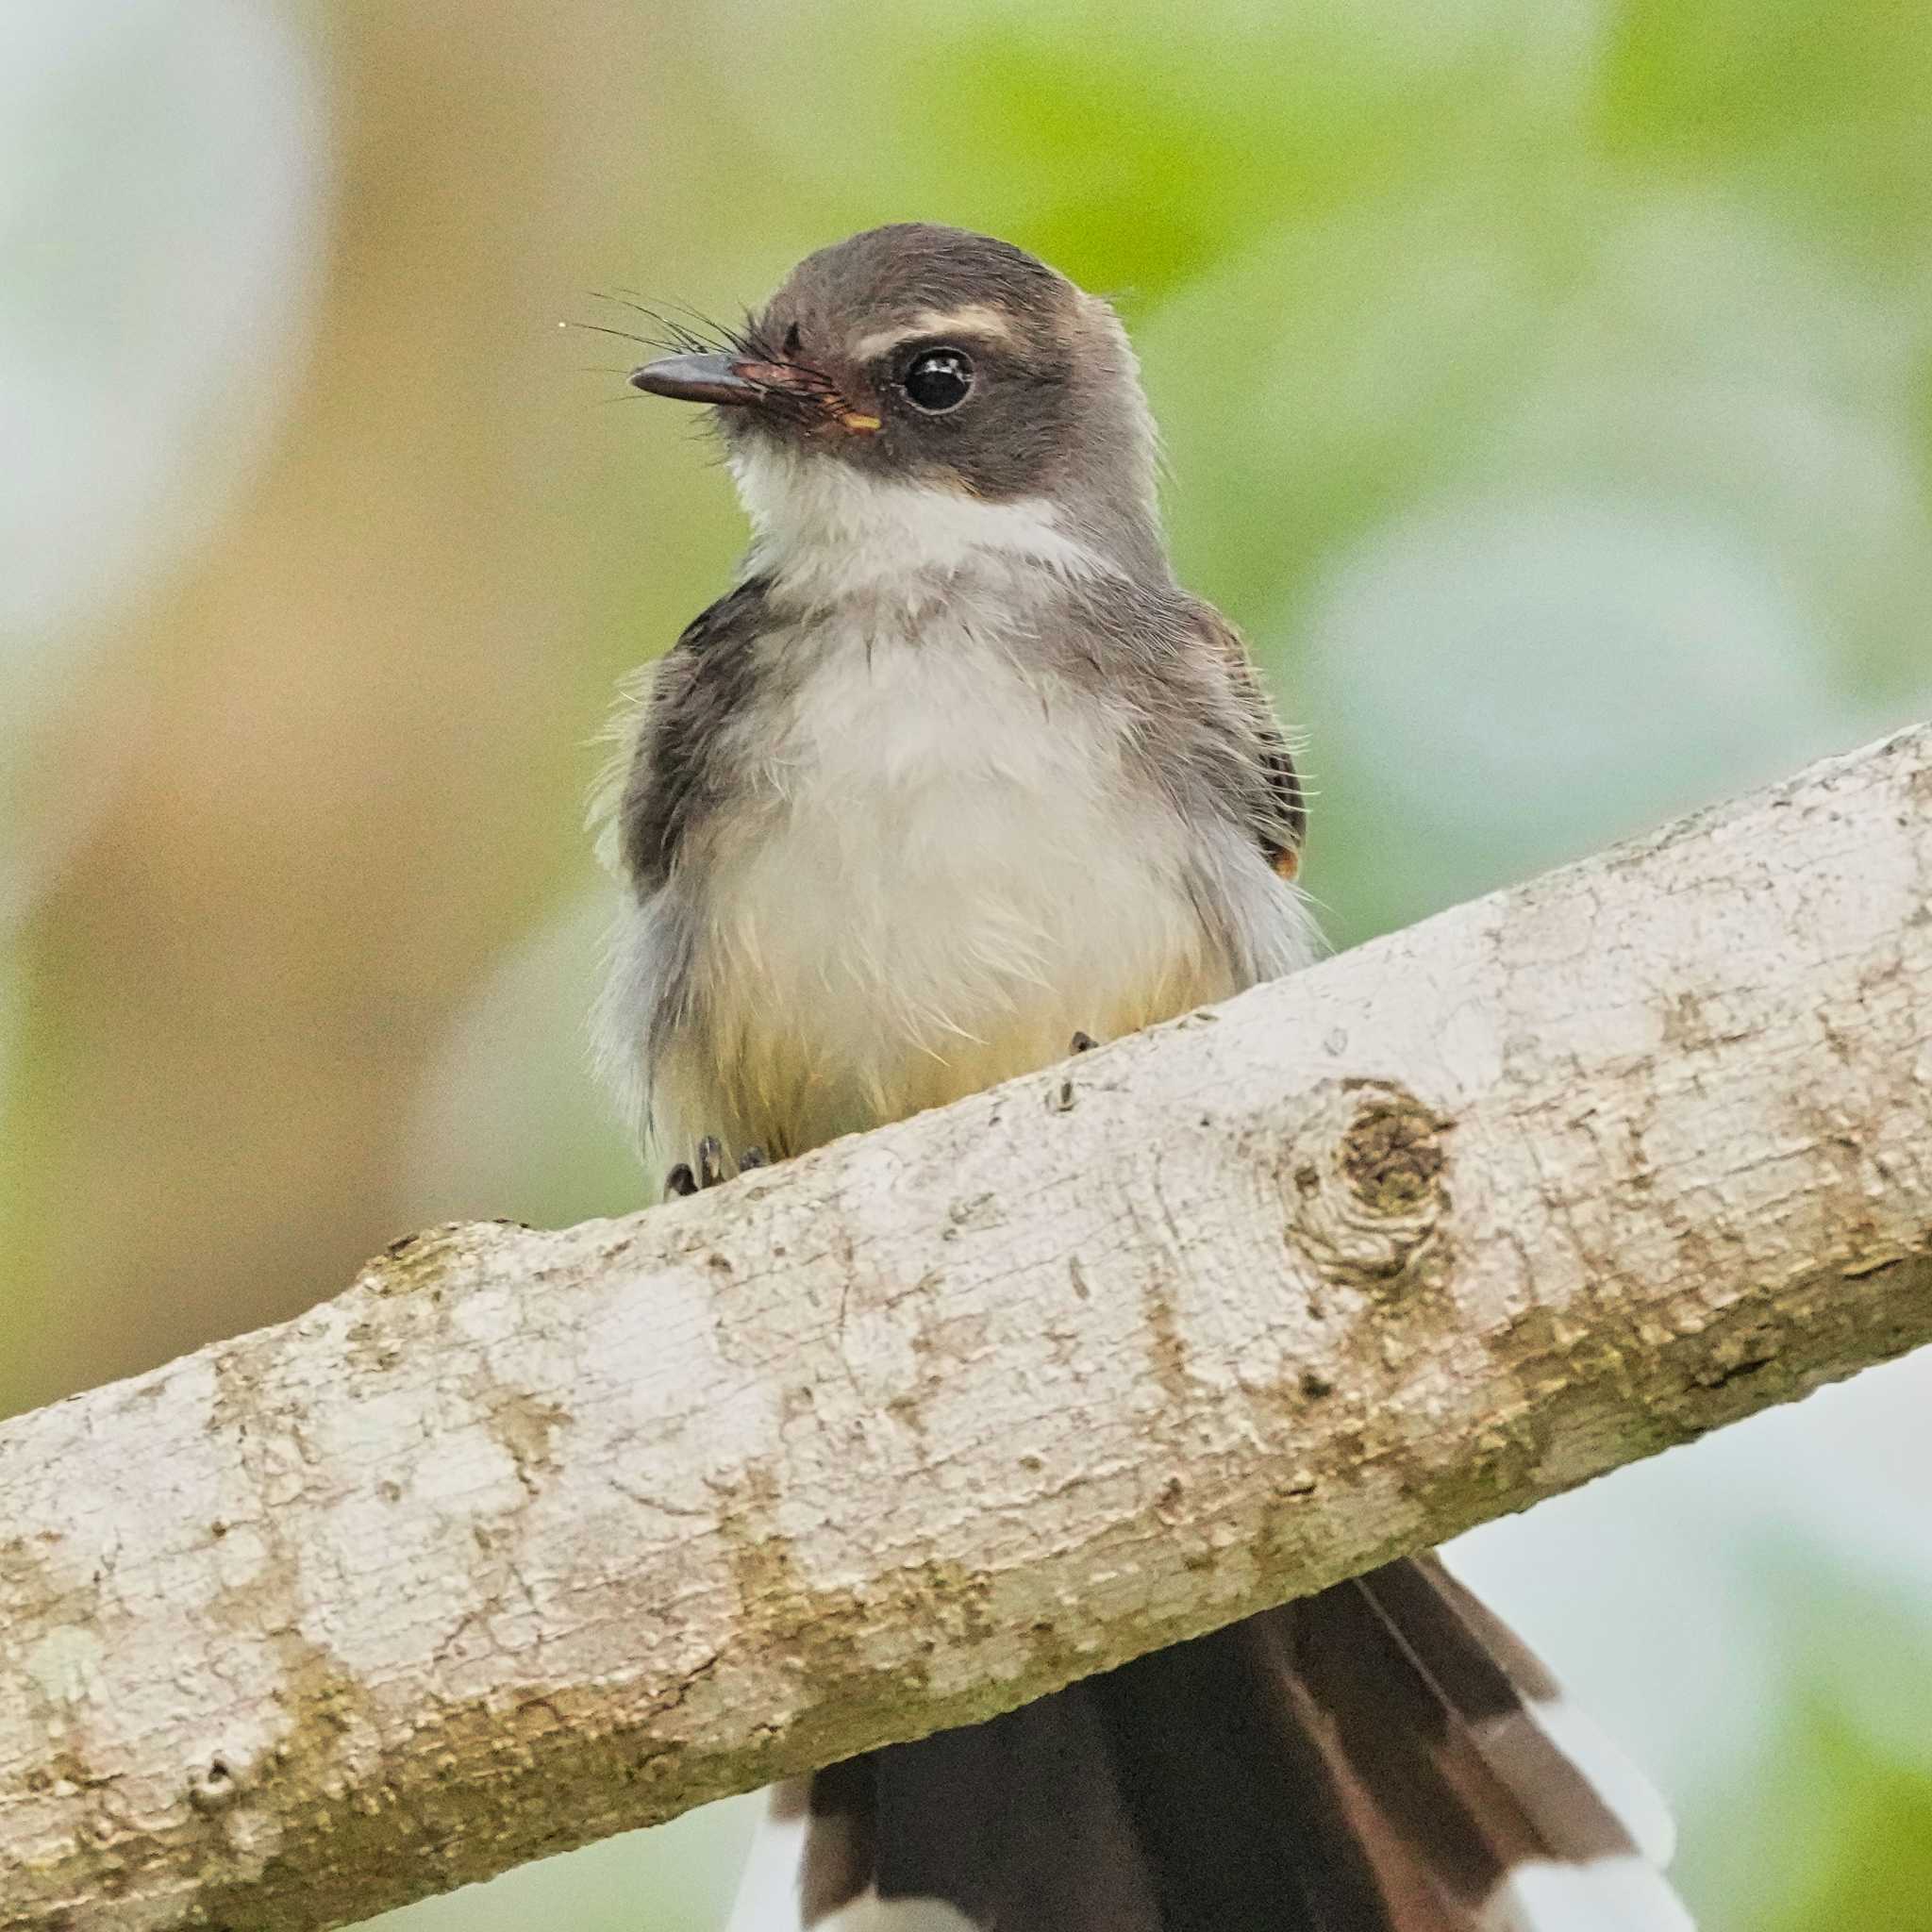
[[4, 723, 1931, 1932]]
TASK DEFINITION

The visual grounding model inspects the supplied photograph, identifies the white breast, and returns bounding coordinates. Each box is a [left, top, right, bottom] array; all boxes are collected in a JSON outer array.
[[665, 612, 1236, 1160], [614, 451, 1314, 1170]]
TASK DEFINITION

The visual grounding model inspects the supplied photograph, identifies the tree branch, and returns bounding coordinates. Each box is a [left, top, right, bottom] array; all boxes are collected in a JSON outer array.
[[5, 724, 1931, 1932]]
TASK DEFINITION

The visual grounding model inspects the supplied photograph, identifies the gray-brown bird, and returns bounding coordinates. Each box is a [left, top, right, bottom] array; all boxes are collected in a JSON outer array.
[[597, 223, 1692, 1932]]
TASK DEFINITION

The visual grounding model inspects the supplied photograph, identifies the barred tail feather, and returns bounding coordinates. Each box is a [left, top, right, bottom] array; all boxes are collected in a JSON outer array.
[[721, 1556, 1692, 1931], [1333, 1557, 1694, 1930], [1408, 1557, 1678, 1870]]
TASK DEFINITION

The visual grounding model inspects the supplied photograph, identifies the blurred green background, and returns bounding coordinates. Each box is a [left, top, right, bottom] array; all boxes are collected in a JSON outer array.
[[6, 0, 1932, 1925]]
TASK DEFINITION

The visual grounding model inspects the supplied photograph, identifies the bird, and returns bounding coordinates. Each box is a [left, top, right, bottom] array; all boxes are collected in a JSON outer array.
[[595, 222, 1693, 1932]]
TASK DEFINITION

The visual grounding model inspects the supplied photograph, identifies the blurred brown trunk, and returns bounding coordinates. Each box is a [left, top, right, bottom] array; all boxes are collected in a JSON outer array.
[[4, 2, 658, 1411]]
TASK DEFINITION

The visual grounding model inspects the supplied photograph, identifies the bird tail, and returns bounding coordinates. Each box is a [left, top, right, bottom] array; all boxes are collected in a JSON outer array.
[[727, 1554, 1692, 1930]]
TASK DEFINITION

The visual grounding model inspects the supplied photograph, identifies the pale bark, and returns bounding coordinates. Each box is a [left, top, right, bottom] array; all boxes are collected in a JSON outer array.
[[4, 724, 1931, 1932]]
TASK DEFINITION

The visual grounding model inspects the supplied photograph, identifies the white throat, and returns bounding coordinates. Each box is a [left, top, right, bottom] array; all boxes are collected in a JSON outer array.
[[726, 440, 1119, 604]]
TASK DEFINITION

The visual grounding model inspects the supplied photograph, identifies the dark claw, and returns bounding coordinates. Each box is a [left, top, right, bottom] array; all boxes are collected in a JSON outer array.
[[1070, 1031, 1097, 1054], [696, 1136, 727, 1189], [667, 1141, 768, 1199]]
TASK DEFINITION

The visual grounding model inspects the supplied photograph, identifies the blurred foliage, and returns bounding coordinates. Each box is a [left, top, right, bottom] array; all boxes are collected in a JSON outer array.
[[5, 0, 1931, 1926], [1675, 1559, 1932, 1928], [1776, 1716, 1932, 1930]]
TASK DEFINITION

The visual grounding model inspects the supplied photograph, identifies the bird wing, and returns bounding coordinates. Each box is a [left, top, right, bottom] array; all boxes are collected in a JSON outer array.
[[1189, 598, 1307, 881], [595, 574, 773, 893]]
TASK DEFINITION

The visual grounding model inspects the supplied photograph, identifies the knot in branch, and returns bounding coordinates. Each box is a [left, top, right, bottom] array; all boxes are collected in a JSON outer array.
[[1287, 1079, 1449, 1290]]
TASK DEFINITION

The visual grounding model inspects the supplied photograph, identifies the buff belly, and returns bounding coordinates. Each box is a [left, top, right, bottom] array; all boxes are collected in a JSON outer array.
[[649, 626, 1239, 1166]]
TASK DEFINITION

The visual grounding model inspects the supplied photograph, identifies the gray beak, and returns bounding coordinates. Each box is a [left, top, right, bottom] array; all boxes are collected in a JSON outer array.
[[628, 350, 769, 405]]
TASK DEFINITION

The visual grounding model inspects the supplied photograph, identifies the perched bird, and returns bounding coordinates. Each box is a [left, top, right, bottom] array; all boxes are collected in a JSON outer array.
[[598, 223, 1692, 1932]]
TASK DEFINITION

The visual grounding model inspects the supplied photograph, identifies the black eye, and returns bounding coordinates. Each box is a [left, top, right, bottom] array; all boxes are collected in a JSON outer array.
[[902, 347, 974, 413]]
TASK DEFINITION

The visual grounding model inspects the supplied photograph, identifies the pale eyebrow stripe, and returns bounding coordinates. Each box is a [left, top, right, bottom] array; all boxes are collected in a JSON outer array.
[[851, 305, 1016, 362]]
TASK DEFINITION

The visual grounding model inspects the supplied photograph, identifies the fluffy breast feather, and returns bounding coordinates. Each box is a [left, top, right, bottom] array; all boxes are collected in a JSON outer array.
[[595, 465, 1317, 1174], [647, 617, 1247, 1163]]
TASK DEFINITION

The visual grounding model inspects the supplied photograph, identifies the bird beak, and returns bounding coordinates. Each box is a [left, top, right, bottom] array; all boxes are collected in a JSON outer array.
[[629, 348, 881, 434], [627, 350, 771, 406]]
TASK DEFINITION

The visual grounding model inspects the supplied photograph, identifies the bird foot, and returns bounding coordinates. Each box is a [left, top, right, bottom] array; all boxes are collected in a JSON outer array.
[[664, 1138, 767, 1197]]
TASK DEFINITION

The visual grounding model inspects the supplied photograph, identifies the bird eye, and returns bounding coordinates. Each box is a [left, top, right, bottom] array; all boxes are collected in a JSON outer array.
[[902, 347, 974, 413]]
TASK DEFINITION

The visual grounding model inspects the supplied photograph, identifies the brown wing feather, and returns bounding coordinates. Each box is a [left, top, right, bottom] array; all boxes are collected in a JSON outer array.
[[1191, 600, 1307, 879], [613, 575, 772, 892]]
